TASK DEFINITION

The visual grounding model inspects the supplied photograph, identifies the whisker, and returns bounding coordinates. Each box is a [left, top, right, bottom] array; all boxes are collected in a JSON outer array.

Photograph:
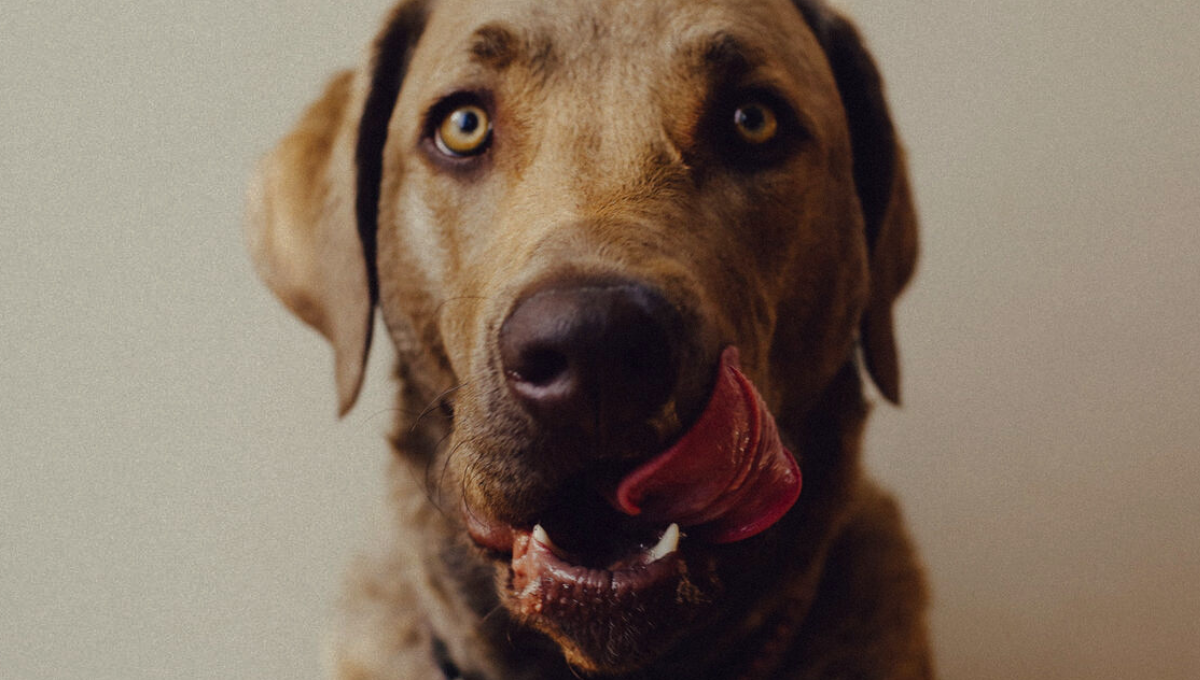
[[423, 436, 467, 519], [409, 429, 456, 515], [412, 381, 470, 434], [480, 602, 508, 627], [566, 661, 588, 680]]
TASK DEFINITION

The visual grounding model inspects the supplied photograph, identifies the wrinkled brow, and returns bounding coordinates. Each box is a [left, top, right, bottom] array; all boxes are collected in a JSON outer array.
[[684, 32, 768, 85], [467, 22, 556, 70]]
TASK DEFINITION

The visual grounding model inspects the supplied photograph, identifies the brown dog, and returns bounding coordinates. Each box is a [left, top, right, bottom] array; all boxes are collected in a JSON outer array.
[[247, 0, 928, 677]]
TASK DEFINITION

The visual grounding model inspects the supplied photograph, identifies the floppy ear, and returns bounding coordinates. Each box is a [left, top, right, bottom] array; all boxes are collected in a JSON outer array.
[[795, 1, 919, 404], [245, 1, 429, 415]]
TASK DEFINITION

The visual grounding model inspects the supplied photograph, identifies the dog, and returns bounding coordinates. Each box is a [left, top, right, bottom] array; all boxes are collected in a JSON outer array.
[[246, 0, 929, 677]]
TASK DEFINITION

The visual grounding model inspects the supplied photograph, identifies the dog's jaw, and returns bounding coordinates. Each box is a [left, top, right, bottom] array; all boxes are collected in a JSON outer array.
[[452, 347, 809, 674], [384, 353, 885, 680], [511, 526, 701, 673], [464, 509, 721, 674]]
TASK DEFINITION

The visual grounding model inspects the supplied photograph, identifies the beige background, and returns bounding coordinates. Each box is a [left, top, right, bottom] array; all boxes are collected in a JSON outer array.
[[3, 1, 1197, 678]]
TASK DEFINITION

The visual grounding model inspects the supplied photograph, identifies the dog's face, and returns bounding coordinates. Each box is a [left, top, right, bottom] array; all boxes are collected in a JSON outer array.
[[248, 0, 916, 675]]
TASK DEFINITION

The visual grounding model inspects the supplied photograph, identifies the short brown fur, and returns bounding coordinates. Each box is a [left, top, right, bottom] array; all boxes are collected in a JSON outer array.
[[247, 1, 929, 678]]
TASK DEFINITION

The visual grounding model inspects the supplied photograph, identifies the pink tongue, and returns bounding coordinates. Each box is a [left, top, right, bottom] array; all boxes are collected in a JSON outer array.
[[611, 347, 801, 544]]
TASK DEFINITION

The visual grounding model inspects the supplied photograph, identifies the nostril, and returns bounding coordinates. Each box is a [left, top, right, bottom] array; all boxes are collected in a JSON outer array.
[[621, 344, 662, 377], [509, 346, 570, 387]]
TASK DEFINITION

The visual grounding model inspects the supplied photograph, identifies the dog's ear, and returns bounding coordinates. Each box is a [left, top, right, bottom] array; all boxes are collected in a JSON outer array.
[[795, 1, 919, 404], [246, 1, 429, 415]]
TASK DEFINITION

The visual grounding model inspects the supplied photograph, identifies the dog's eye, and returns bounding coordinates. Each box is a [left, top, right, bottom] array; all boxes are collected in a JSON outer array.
[[435, 104, 492, 157], [732, 102, 779, 145]]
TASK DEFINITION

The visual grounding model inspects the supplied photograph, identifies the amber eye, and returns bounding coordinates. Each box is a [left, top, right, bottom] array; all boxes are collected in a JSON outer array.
[[435, 104, 492, 156], [733, 102, 779, 145]]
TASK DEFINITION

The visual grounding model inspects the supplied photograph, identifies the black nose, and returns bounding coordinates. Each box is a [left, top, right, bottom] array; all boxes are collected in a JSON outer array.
[[499, 280, 682, 431]]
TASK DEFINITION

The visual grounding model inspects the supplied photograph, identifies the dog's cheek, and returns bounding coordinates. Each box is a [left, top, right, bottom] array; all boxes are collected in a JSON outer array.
[[390, 182, 452, 300], [378, 156, 493, 371], [446, 386, 561, 523], [377, 187, 450, 369], [670, 180, 806, 389], [748, 171, 867, 402]]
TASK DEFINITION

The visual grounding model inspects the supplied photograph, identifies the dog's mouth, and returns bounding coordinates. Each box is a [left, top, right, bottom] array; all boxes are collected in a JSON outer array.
[[466, 507, 694, 672], [464, 347, 802, 671]]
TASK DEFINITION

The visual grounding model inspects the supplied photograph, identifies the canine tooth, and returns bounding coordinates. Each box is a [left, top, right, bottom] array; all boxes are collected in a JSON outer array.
[[532, 524, 559, 552], [646, 523, 681, 562]]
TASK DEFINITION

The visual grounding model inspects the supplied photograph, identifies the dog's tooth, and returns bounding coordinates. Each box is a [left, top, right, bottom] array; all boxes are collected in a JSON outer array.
[[646, 523, 681, 562], [532, 524, 563, 555]]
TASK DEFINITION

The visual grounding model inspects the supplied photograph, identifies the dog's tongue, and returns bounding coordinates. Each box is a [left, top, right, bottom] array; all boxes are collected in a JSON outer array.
[[612, 347, 801, 544]]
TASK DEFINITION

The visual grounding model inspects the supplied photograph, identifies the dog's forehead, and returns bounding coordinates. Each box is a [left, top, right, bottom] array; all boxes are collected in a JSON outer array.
[[412, 0, 832, 93]]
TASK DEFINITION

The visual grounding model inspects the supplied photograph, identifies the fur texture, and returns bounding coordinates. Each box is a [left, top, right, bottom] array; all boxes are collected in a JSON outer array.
[[247, 1, 930, 678]]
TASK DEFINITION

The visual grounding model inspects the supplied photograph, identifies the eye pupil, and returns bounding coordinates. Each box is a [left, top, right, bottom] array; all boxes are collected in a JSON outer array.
[[733, 102, 778, 144], [454, 110, 479, 134], [736, 106, 765, 131]]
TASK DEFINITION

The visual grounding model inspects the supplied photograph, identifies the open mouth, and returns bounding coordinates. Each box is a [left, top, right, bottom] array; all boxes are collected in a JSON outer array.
[[465, 510, 700, 671], [513, 521, 686, 615], [463, 347, 802, 669], [465, 497, 687, 589]]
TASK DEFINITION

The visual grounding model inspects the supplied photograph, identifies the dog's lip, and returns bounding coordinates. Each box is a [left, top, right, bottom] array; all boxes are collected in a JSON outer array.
[[466, 506, 690, 596], [464, 510, 679, 568], [514, 523, 683, 583], [510, 526, 687, 608], [464, 509, 518, 554], [468, 510, 696, 638], [500, 519, 700, 670]]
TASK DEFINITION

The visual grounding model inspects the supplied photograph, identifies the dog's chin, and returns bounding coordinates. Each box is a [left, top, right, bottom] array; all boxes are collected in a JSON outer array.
[[467, 514, 719, 674]]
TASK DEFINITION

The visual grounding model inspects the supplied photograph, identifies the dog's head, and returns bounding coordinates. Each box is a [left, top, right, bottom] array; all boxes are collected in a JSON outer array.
[[248, 0, 916, 674]]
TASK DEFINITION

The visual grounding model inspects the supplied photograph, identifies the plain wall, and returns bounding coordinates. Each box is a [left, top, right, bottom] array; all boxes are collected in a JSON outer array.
[[3, 1, 1197, 678]]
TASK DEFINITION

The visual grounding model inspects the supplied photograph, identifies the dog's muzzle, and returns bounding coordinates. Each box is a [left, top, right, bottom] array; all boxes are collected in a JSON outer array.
[[466, 276, 802, 669]]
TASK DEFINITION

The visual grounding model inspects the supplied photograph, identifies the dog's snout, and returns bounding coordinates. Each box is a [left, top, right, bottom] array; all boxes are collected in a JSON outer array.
[[499, 281, 681, 432]]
